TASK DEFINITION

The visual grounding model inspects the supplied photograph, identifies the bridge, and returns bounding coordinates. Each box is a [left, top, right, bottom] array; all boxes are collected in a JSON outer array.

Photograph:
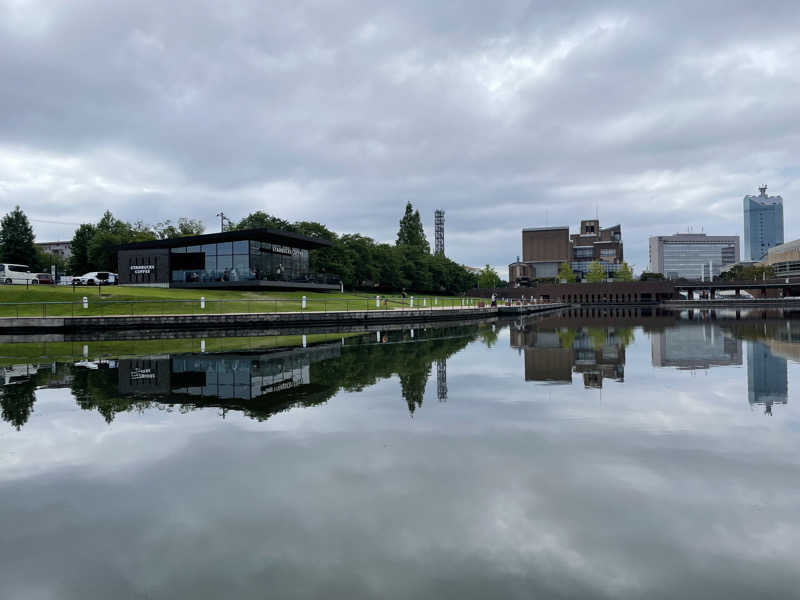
[[673, 278, 800, 299]]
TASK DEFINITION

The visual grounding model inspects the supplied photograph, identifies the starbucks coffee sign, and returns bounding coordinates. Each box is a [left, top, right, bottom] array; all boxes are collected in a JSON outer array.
[[130, 264, 156, 274]]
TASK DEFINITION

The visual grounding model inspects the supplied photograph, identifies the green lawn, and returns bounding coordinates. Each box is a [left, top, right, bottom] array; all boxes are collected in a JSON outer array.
[[0, 284, 479, 317]]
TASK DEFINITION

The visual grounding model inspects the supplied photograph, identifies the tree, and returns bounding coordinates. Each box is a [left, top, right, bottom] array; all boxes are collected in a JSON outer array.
[[235, 211, 295, 232], [639, 271, 664, 281], [585, 260, 606, 283], [477, 264, 500, 289], [33, 247, 67, 274], [153, 218, 205, 239], [68, 223, 96, 275], [557, 262, 576, 283], [615, 262, 634, 281], [0, 206, 36, 266], [396, 202, 430, 253]]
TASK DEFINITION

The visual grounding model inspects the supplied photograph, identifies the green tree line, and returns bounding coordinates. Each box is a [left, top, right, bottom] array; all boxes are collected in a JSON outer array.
[[3, 203, 476, 293], [231, 202, 476, 293]]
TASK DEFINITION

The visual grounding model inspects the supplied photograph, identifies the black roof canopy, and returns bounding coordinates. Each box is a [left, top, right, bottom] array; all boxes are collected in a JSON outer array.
[[118, 227, 334, 251]]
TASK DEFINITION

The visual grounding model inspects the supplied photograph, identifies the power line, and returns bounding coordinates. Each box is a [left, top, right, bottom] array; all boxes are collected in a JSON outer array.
[[29, 218, 84, 226]]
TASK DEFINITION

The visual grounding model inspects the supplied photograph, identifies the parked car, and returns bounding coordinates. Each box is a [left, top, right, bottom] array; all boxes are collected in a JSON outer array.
[[35, 273, 54, 284], [0, 263, 39, 284], [77, 271, 118, 285]]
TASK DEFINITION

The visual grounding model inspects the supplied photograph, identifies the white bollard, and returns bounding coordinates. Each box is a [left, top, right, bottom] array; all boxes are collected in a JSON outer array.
[[301, 296, 307, 309], [200, 296, 205, 309], [410, 328, 414, 339], [376, 295, 380, 308], [302, 334, 307, 348], [82, 296, 88, 309], [410, 296, 414, 308], [201, 339, 206, 352], [423, 298, 426, 307], [376, 330, 381, 342], [82, 344, 88, 357]]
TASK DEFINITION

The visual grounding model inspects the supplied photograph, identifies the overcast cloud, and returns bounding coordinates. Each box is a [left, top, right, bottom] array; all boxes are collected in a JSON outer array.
[[1, 0, 799, 272]]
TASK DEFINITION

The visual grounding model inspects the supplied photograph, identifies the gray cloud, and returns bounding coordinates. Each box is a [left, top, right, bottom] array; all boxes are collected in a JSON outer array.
[[1, 1, 799, 271]]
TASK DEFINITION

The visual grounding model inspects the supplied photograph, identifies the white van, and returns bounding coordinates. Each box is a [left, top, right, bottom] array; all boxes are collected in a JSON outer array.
[[0, 263, 39, 284]]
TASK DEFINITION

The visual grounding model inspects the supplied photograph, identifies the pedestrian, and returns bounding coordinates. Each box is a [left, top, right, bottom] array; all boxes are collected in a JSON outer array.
[[491, 292, 497, 307]]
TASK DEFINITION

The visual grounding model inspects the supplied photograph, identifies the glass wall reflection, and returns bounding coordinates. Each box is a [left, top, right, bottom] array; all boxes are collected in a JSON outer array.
[[747, 341, 788, 415], [650, 324, 742, 369]]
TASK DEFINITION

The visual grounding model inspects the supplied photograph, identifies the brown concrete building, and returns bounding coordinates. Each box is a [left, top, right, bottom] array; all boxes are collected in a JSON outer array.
[[519, 226, 571, 281], [510, 219, 624, 285]]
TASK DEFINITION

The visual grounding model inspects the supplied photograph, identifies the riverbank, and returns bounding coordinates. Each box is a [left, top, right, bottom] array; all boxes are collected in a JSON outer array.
[[0, 302, 569, 335]]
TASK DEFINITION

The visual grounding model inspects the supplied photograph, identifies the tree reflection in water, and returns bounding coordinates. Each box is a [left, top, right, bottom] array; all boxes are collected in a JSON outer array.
[[0, 324, 481, 430]]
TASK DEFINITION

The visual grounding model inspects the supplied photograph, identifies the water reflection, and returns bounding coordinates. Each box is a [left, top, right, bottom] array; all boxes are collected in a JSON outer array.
[[3, 312, 800, 430], [651, 324, 742, 369], [3, 312, 800, 599], [0, 324, 483, 429], [510, 324, 630, 387]]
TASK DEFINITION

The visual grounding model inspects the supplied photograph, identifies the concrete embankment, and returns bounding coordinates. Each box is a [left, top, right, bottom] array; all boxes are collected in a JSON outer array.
[[0, 303, 569, 335], [663, 299, 800, 309]]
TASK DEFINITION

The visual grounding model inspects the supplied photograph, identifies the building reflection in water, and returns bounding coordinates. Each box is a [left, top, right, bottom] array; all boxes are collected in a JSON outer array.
[[651, 315, 789, 415], [510, 322, 628, 388], [747, 341, 788, 415], [0, 324, 483, 430], [650, 324, 742, 370], [119, 344, 341, 403]]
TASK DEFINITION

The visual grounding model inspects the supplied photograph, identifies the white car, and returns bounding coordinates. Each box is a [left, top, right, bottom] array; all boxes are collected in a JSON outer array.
[[77, 271, 118, 285], [0, 263, 40, 284]]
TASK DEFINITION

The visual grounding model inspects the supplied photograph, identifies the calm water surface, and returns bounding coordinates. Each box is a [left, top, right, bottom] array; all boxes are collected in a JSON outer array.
[[1, 310, 799, 599]]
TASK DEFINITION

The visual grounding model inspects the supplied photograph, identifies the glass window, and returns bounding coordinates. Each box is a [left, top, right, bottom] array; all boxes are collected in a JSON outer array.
[[171, 246, 186, 254], [186, 246, 202, 254], [232, 254, 250, 280], [217, 253, 232, 272], [217, 242, 233, 255], [202, 244, 216, 255], [233, 240, 249, 254], [205, 255, 217, 273]]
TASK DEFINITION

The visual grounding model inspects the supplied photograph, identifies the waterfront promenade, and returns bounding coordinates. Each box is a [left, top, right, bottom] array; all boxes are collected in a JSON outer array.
[[0, 302, 569, 334]]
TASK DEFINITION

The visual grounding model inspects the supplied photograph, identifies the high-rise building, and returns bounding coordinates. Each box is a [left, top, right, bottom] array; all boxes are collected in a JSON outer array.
[[648, 233, 739, 280], [744, 185, 783, 260]]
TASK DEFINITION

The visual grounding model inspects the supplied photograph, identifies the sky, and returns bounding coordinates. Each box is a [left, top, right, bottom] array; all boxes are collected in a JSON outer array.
[[1, 0, 799, 274]]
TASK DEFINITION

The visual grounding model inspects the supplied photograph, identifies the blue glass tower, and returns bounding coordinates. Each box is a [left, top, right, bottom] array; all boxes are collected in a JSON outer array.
[[743, 185, 783, 260]]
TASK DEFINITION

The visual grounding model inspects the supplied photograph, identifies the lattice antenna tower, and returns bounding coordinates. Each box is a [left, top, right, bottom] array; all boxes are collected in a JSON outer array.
[[434, 209, 445, 256], [436, 359, 448, 402]]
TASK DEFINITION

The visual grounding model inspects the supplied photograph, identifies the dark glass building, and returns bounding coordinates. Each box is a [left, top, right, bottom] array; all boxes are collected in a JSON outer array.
[[117, 228, 339, 290]]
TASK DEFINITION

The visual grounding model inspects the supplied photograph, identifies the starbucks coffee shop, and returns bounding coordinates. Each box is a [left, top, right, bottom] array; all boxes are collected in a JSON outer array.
[[117, 228, 339, 290]]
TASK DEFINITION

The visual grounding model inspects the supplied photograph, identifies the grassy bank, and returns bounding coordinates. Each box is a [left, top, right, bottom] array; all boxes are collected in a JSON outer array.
[[0, 332, 363, 365], [0, 285, 479, 317]]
